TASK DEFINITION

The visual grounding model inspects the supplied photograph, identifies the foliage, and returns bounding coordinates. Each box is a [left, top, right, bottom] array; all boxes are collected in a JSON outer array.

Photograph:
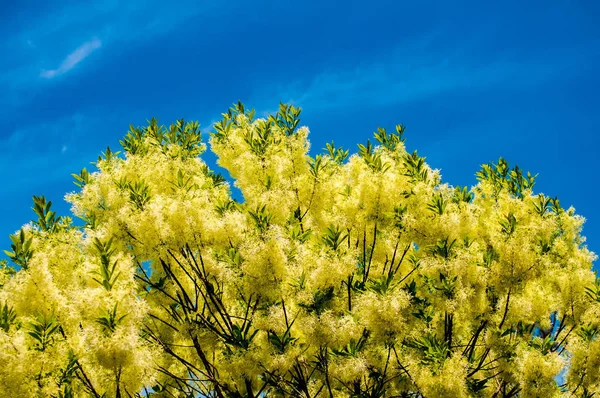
[[0, 103, 597, 397]]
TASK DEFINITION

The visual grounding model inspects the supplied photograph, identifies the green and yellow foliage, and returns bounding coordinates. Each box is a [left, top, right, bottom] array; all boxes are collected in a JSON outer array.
[[0, 102, 598, 397]]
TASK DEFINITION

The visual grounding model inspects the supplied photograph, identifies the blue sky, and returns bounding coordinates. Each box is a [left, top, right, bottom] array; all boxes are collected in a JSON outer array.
[[1, 0, 599, 261]]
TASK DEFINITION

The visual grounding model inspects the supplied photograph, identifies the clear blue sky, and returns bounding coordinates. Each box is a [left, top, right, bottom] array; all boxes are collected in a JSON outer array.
[[1, 0, 599, 261]]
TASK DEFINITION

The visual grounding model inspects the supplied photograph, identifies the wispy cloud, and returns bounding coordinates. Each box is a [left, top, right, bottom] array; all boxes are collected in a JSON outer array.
[[1, 2, 217, 102], [274, 56, 566, 112], [264, 28, 587, 113], [40, 37, 102, 79]]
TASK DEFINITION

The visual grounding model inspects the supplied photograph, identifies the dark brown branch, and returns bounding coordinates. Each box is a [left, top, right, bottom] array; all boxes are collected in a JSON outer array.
[[498, 287, 512, 330], [363, 223, 378, 284], [391, 243, 412, 280]]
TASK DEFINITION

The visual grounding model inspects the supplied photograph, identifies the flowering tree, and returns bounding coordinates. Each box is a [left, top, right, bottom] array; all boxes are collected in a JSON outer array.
[[1, 103, 598, 397]]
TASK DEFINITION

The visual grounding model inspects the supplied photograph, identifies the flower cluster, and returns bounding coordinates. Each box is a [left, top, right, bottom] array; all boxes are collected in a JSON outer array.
[[0, 103, 597, 397]]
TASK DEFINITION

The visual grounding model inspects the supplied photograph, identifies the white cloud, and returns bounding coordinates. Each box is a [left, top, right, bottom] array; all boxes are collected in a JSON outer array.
[[40, 37, 102, 79], [260, 28, 582, 113], [272, 55, 563, 112]]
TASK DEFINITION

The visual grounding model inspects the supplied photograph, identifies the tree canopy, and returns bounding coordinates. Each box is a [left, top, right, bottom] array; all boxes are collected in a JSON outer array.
[[1, 102, 598, 397]]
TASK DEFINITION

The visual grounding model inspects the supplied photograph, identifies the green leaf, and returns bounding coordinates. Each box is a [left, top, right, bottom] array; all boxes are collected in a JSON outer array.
[[324, 141, 349, 164], [248, 205, 273, 234], [403, 150, 428, 182], [427, 192, 447, 216], [91, 237, 120, 291], [71, 168, 90, 188], [299, 286, 335, 315], [96, 303, 127, 335], [0, 302, 17, 332], [404, 333, 449, 367], [332, 329, 370, 357], [32, 196, 65, 233], [128, 179, 152, 210], [499, 213, 518, 237], [321, 225, 347, 252], [4, 228, 34, 269], [28, 313, 60, 351], [373, 125, 405, 151]]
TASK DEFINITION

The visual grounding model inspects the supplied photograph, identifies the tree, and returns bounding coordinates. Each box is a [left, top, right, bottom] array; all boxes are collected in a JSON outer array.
[[0, 102, 598, 398]]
